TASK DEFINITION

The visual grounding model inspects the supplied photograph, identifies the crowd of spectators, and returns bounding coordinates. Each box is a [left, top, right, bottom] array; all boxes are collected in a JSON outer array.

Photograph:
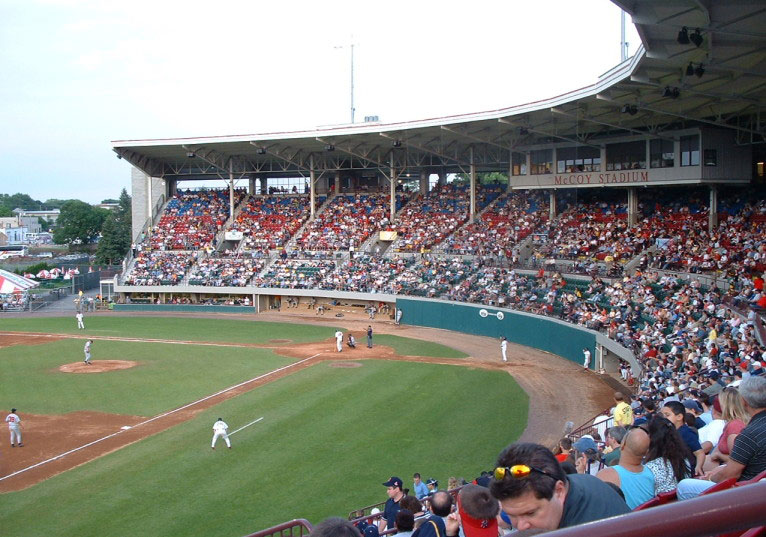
[[390, 186, 473, 253], [232, 195, 315, 252], [123, 251, 196, 285], [442, 191, 549, 258], [255, 258, 337, 289], [187, 251, 268, 287], [149, 188, 246, 251], [296, 193, 404, 251]]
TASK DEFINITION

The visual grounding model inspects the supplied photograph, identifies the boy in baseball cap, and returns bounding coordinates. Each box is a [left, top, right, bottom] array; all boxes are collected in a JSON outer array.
[[453, 484, 499, 537]]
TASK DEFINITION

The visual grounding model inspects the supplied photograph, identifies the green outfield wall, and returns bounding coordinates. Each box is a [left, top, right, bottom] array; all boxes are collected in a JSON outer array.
[[397, 297, 595, 365]]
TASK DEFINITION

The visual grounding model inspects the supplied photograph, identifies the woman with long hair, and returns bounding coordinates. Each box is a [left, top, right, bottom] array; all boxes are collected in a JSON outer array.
[[644, 416, 694, 493], [709, 387, 750, 465]]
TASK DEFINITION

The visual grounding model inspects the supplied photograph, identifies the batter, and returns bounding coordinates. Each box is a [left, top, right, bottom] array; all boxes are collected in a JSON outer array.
[[211, 418, 231, 449], [335, 330, 343, 352], [501, 337, 508, 362]]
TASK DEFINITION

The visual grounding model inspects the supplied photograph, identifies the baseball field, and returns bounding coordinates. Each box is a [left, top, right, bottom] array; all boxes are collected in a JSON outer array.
[[0, 315, 530, 537]]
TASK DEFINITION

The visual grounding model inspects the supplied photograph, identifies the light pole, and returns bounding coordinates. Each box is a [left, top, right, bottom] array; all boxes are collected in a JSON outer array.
[[335, 39, 356, 123]]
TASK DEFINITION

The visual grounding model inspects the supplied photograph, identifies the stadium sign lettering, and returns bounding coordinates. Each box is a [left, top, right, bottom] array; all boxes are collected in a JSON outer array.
[[554, 171, 650, 185]]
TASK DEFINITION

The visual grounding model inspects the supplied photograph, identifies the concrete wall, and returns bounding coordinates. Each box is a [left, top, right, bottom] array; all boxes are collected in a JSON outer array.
[[131, 167, 166, 241]]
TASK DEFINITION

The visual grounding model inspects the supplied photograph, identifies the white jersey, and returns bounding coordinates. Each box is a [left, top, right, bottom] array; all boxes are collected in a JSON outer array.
[[85, 341, 92, 353], [335, 331, 343, 342], [501, 340, 507, 352], [213, 420, 229, 433], [76, 313, 83, 321], [6, 413, 20, 429]]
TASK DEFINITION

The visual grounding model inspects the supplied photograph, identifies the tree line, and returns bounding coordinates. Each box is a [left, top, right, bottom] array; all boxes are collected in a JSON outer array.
[[2, 189, 132, 266]]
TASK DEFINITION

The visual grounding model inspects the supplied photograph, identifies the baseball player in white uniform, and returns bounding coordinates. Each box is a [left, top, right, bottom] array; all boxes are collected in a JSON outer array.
[[211, 418, 231, 449], [76, 312, 85, 329], [583, 347, 591, 369], [6, 408, 23, 447], [501, 337, 508, 362], [84, 339, 93, 364], [335, 330, 344, 352]]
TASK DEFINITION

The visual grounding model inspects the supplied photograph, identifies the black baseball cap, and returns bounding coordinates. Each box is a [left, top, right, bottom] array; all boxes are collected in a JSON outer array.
[[383, 476, 403, 488]]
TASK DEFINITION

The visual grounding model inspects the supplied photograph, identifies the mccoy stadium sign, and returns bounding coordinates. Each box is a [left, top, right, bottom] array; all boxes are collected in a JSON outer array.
[[554, 171, 649, 185]]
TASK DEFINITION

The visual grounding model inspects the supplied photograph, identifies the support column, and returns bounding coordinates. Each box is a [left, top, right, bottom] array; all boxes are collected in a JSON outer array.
[[508, 149, 513, 193], [709, 186, 718, 231], [420, 171, 428, 195], [470, 147, 476, 220], [248, 177, 256, 195], [627, 187, 638, 226], [390, 153, 396, 222], [334, 171, 341, 195], [310, 155, 316, 219], [261, 177, 268, 195], [228, 161, 235, 221], [437, 169, 446, 187], [549, 191, 557, 221], [596, 344, 606, 375]]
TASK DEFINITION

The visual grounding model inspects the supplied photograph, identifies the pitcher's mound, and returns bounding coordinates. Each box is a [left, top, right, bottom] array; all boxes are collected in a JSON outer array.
[[59, 360, 139, 373]]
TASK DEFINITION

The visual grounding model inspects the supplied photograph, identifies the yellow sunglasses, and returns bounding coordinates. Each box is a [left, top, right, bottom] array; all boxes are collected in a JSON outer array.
[[494, 464, 557, 481]]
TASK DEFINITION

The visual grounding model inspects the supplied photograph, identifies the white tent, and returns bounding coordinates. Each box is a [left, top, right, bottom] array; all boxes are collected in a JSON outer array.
[[0, 269, 39, 294]]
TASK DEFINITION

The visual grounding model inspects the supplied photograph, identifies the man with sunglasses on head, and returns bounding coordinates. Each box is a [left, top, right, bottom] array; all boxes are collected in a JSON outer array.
[[489, 442, 629, 532]]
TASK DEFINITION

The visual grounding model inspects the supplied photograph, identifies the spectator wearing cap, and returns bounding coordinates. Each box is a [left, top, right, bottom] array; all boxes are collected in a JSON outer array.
[[380, 476, 405, 533], [426, 478, 438, 495], [572, 436, 600, 475], [683, 399, 706, 429], [489, 442, 629, 532], [661, 401, 706, 476], [444, 484, 499, 537], [595, 427, 655, 509], [603, 426, 628, 467], [413, 473, 429, 500], [677, 376, 766, 499]]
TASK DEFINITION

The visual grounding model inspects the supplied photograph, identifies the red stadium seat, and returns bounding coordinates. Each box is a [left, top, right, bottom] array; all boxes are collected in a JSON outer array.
[[633, 489, 677, 510]]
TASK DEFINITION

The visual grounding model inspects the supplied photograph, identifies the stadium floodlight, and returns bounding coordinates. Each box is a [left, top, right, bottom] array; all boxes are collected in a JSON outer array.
[[256, 148, 266, 155], [186, 151, 195, 158], [677, 27, 690, 45], [686, 63, 695, 77], [690, 28, 703, 47], [662, 86, 680, 99], [392, 140, 402, 148], [324, 144, 335, 152], [694, 63, 705, 78]]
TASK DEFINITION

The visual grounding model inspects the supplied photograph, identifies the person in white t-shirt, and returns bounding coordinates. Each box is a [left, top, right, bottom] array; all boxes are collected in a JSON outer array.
[[501, 337, 508, 362]]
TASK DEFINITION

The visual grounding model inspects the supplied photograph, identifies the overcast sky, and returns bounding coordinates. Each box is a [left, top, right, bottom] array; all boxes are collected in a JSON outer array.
[[0, 0, 639, 204]]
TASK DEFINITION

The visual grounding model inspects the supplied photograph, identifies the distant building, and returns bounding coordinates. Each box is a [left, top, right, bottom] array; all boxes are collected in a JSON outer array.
[[13, 208, 60, 225]]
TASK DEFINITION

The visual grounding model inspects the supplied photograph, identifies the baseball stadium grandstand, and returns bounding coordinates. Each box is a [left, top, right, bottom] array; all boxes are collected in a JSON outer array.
[[108, 1, 766, 535]]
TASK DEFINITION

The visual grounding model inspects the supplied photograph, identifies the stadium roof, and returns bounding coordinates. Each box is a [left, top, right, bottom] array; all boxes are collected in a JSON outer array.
[[113, 0, 765, 180]]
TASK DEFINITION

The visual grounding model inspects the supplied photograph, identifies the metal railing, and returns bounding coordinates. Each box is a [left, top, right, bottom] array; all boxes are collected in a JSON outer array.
[[242, 519, 313, 537], [537, 480, 766, 537]]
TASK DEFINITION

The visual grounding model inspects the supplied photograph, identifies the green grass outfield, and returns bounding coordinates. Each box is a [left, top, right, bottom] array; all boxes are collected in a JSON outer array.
[[0, 317, 524, 537]]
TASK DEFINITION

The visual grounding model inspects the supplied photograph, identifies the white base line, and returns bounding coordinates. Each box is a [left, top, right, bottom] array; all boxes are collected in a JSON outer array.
[[229, 417, 263, 436], [0, 353, 321, 483]]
